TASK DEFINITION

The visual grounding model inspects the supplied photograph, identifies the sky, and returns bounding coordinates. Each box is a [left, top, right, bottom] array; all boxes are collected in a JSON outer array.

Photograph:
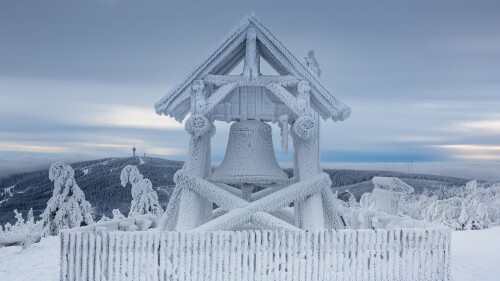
[[0, 0, 499, 180]]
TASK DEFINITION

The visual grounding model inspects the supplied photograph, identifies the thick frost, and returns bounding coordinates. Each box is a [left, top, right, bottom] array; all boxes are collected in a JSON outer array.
[[40, 161, 93, 236], [120, 165, 163, 217]]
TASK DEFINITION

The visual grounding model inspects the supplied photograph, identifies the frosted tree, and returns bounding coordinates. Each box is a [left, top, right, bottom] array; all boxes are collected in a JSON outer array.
[[27, 208, 34, 225], [112, 208, 126, 220], [13, 209, 25, 228], [120, 165, 163, 217], [40, 161, 94, 236], [360, 192, 375, 209], [4, 222, 12, 232], [347, 193, 360, 208], [98, 214, 111, 223]]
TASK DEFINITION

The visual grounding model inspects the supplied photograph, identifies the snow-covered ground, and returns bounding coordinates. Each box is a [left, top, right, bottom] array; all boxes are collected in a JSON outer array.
[[0, 236, 59, 281], [452, 227, 500, 281], [0, 227, 499, 281]]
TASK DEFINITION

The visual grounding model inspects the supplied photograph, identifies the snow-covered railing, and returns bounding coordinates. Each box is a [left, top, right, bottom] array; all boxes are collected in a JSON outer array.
[[64, 214, 158, 233], [60, 227, 451, 281]]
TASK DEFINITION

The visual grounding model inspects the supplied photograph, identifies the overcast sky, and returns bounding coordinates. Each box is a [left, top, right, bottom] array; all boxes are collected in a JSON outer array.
[[1, 0, 499, 180]]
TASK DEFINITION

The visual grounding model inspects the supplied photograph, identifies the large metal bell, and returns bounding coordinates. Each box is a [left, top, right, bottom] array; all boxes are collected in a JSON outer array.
[[211, 120, 289, 185]]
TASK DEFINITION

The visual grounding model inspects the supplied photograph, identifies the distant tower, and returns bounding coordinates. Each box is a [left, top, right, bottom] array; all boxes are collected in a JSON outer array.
[[133, 142, 136, 157]]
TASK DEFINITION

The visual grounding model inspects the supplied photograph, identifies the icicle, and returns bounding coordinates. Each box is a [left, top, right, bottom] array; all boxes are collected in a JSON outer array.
[[279, 114, 289, 155]]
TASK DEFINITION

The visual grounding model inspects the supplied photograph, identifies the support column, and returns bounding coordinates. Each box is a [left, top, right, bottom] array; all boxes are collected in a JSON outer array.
[[293, 81, 325, 230], [176, 80, 214, 231], [176, 125, 213, 230]]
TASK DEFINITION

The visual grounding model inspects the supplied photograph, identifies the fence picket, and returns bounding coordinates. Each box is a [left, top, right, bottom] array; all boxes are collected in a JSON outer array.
[[60, 228, 451, 281]]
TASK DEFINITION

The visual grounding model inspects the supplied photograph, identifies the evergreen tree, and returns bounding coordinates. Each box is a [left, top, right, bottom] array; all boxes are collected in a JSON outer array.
[[40, 161, 94, 236], [120, 165, 163, 217]]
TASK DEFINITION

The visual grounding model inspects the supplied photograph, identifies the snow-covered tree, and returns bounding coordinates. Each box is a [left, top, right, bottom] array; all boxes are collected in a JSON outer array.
[[13, 209, 25, 228], [40, 161, 94, 236], [360, 192, 375, 209], [112, 208, 126, 220], [120, 165, 163, 217], [97, 215, 111, 224], [27, 208, 34, 225], [347, 193, 360, 208]]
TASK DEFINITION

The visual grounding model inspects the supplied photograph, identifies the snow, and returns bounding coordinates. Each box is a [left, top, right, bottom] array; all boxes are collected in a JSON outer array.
[[0, 236, 59, 281], [452, 227, 500, 281], [82, 169, 88, 175], [1, 227, 499, 281]]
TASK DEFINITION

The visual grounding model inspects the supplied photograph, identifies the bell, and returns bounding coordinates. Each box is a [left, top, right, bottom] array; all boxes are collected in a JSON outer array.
[[211, 120, 289, 185]]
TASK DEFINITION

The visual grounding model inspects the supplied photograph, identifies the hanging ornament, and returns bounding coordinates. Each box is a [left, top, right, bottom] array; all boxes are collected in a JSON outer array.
[[279, 114, 289, 155]]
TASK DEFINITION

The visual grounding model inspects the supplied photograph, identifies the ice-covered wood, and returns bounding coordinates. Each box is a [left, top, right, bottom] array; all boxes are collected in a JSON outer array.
[[156, 14, 351, 233], [203, 74, 300, 87], [155, 14, 350, 123], [243, 28, 259, 80], [174, 110, 214, 231], [175, 171, 248, 211], [192, 173, 331, 232], [265, 83, 303, 116], [61, 228, 451, 281], [251, 212, 299, 231], [201, 82, 237, 115]]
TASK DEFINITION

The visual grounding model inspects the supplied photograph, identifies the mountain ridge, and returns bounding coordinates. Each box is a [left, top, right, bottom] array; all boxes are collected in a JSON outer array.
[[0, 157, 469, 225]]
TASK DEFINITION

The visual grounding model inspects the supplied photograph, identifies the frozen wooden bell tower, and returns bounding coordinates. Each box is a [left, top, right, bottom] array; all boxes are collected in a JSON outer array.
[[155, 14, 351, 232]]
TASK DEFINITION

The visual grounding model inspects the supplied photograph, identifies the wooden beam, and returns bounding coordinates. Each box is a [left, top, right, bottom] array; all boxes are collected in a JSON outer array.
[[202, 82, 237, 115], [204, 74, 300, 87], [251, 212, 300, 231], [265, 83, 304, 116], [192, 173, 331, 232], [176, 171, 248, 211]]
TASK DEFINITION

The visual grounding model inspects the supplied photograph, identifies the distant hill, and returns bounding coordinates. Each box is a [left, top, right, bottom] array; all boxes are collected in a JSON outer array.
[[0, 157, 183, 226], [323, 169, 470, 201], [0, 157, 470, 225]]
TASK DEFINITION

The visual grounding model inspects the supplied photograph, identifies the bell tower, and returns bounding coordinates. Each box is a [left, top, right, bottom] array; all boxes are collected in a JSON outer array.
[[155, 14, 350, 232]]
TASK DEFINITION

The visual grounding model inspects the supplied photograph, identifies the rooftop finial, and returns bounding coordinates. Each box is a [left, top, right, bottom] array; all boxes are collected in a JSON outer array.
[[305, 50, 321, 77]]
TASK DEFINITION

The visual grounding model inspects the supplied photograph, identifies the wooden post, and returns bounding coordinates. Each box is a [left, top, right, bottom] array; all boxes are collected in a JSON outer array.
[[176, 81, 214, 231], [293, 81, 325, 230], [243, 28, 259, 80]]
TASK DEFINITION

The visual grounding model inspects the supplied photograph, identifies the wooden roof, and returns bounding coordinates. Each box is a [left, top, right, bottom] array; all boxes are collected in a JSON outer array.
[[155, 14, 350, 122]]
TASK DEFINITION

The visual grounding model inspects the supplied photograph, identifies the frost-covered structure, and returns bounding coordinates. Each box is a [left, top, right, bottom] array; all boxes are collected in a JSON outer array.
[[61, 15, 451, 281], [371, 177, 414, 215], [41, 161, 93, 236], [156, 14, 350, 232], [120, 165, 163, 217]]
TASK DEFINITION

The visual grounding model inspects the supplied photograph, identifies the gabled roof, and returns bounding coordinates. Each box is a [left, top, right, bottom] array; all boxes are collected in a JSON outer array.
[[155, 14, 351, 122]]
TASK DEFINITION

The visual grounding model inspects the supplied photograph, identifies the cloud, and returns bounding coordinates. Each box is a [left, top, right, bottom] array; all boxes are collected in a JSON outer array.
[[75, 104, 184, 130], [456, 119, 500, 134], [0, 141, 72, 153]]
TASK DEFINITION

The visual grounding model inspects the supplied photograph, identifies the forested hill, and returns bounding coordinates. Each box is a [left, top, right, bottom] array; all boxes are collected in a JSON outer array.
[[0, 157, 183, 225], [0, 157, 469, 225]]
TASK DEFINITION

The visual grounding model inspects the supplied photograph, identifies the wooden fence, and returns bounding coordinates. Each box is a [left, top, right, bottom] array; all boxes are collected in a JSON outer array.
[[60, 228, 451, 281]]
